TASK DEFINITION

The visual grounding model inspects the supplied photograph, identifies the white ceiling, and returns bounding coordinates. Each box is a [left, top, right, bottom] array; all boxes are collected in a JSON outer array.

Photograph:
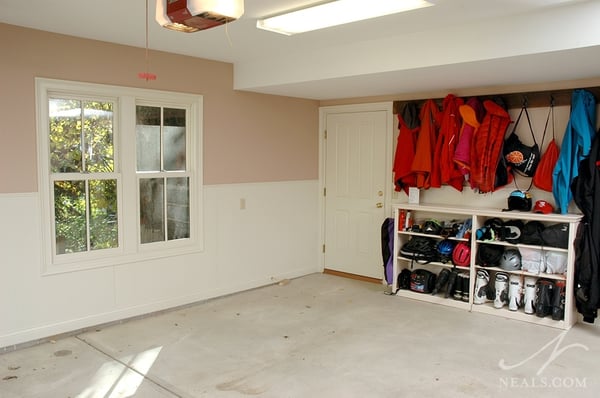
[[1, 0, 600, 100]]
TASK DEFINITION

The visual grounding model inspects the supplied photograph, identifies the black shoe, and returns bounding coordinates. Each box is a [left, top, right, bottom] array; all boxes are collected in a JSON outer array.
[[432, 269, 451, 295], [552, 280, 566, 321], [445, 270, 458, 299], [536, 279, 555, 318]]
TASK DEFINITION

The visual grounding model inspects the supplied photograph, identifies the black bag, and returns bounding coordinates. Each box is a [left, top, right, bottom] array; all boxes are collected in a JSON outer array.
[[503, 106, 541, 177], [410, 269, 437, 293], [400, 237, 439, 263], [520, 221, 546, 245], [541, 223, 569, 249]]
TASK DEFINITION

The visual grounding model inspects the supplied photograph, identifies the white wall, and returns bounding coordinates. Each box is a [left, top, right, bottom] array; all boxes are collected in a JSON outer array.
[[0, 180, 320, 349]]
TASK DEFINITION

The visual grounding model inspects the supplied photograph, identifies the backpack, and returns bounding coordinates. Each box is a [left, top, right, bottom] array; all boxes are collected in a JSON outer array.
[[503, 105, 541, 177], [533, 103, 558, 192], [410, 269, 437, 293], [400, 237, 439, 264], [380, 218, 395, 285]]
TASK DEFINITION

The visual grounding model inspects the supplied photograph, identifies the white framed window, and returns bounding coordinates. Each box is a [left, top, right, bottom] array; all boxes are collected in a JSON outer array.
[[36, 78, 203, 274]]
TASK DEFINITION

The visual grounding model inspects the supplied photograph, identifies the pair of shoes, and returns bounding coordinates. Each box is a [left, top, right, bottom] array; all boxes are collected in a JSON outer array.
[[451, 272, 470, 302], [535, 279, 566, 320]]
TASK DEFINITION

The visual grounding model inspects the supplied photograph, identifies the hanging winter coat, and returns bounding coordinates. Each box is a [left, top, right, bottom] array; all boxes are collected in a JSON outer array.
[[454, 97, 484, 188], [470, 100, 512, 193], [553, 89, 597, 214], [571, 129, 600, 323], [411, 99, 440, 189], [431, 94, 464, 191], [393, 102, 420, 193]]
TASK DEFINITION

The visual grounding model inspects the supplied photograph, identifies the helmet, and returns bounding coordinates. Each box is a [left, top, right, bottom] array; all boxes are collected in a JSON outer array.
[[507, 190, 532, 211], [500, 248, 522, 271], [477, 244, 504, 267], [437, 239, 456, 263], [452, 241, 471, 267], [502, 220, 524, 243], [423, 219, 442, 235]]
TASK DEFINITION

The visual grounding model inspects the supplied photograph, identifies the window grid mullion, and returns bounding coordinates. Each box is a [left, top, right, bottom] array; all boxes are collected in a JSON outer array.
[[80, 102, 87, 174], [85, 179, 91, 252]]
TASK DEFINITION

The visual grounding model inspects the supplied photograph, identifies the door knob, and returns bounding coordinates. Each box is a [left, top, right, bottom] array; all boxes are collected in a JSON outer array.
[[376, 202, 383, 208]]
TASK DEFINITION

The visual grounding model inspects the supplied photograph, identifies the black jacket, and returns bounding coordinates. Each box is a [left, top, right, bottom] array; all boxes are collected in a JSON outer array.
[[572, 129, 600, 323]]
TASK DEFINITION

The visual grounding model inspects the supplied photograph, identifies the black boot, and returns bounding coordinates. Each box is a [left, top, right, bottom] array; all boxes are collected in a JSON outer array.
[[535, 279, 555, 318], [432, 269, 450, 295], [445, 270, 458, 299], [552, 280, 566, 321], [462, 273, 470, 302], [453, 273, 464, 300]]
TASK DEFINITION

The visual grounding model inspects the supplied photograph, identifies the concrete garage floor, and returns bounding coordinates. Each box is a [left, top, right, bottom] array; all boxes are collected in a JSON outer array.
[[1, 273, 599, 398]]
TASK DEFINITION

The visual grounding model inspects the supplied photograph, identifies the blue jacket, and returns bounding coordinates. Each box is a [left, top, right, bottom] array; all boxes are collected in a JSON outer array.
[[553, 89, 597, 214]]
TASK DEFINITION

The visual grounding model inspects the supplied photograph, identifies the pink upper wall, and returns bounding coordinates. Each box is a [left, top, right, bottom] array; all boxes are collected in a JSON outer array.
[[0, 23, 319, 193]]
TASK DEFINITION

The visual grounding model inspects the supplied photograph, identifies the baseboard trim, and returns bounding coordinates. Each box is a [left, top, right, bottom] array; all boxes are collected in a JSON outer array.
[[323, 269, 382, 284]]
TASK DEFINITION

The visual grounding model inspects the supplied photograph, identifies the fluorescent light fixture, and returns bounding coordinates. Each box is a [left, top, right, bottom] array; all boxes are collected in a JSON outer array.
[[257, 0, 433, 35]]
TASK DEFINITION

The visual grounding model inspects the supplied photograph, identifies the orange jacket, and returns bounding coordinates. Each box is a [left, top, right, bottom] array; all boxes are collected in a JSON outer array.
[[432, 94, 464, 190]]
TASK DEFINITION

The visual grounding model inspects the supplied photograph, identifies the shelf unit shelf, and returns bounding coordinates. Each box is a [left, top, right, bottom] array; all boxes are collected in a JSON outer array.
[[392, 204, 582, 330]]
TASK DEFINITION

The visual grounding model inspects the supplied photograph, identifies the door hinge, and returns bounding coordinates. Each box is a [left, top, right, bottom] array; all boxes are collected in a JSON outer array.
[[322, 244, 326, 253], [324, 130, 327, 139], [323, 187, 326, 197]]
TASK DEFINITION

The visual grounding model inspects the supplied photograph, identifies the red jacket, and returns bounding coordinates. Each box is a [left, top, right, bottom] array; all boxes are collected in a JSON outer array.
[[411, 99, 440, 189], [393, 102, 419, 193]]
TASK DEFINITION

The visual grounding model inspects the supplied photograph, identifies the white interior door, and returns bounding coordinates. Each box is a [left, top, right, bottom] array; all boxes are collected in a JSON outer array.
[[324, 110, 388, 279]]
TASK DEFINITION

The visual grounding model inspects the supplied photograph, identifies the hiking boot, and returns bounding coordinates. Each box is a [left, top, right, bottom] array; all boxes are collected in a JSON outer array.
[[552, 280, 566, 321], [535, 279, 555, 318], [494, 273, 509, 309], [432, 268, 451, 295], [523, 276, 537, 314], [508, 274, 523, 311], [474, 269, 490, 305]]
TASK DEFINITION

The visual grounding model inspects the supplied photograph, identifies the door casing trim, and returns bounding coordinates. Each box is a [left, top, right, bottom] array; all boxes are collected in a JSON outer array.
[[318, 102, 395, 271]]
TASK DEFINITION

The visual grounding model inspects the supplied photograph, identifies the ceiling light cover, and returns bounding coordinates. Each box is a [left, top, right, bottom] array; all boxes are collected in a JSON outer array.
[[257, 0, 433, 35], [156, 0, 244, 33], [256, 0, 433, 35]]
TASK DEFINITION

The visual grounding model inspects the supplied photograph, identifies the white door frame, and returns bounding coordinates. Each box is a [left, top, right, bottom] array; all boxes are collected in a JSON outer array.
[[318, 102, 395, 272]]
